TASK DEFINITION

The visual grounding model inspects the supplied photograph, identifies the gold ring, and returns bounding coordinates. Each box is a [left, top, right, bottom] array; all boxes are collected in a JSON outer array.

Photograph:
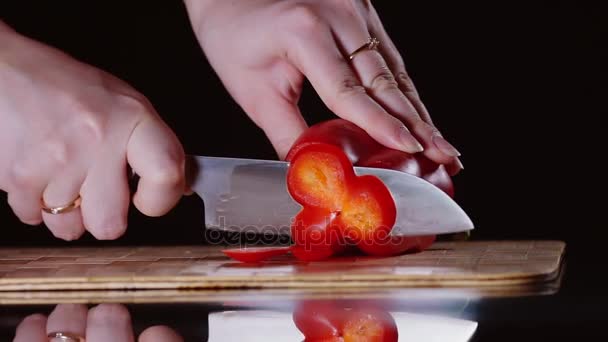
[[41, 196, 82, 215], [47, 331, 86, 342], [348, 37, 380, 60]]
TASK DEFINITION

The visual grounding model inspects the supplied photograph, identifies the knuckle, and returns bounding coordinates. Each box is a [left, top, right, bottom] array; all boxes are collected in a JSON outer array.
[[152, 164, 184, 188], [58, 93, 108, 144], [150, 149, 186, 188], [114, 93, 153, 117], [328, 78, 367, 112], [395, 70, 416, 93], [328, 77, 367, 110], [336, 77, 366, 102], [89, 304, 131, 322], [74, 112, 107, 145], [43, 139, 71, 167], [369, 69, 399, 92]]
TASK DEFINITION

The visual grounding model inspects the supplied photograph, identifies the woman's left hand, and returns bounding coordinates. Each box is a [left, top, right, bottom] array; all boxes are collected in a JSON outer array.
[[184, 0, 462, 175]]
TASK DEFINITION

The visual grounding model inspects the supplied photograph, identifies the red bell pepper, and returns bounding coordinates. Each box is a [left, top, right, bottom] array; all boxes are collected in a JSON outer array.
[[221, 246, 291, 263], [287, 143, 396, 258], [286, 119, 453, 257], [223, 119, 454, 263]]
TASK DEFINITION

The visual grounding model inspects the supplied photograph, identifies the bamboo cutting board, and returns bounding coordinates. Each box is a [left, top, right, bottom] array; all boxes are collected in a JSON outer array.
[[0, 241, 564, 291]]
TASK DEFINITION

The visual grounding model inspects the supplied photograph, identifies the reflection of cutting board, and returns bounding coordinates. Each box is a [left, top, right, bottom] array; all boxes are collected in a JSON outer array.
[[0, 241, 564, 291]]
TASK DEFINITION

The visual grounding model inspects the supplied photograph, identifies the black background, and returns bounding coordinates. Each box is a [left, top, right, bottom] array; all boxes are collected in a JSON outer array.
[[0, 2, 607, 341], [0, 2, 605, 252]]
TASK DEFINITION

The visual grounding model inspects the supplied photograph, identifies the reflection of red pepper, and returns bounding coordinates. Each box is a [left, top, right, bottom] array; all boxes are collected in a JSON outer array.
[[293, 301, 398, 342], [223, 119, 454, 262]]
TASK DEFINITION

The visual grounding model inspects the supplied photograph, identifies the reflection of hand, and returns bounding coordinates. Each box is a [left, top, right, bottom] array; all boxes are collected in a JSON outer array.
[[0, 21, 185, 241], [14, 304, 183, 342], [184, 0, 463, 173]]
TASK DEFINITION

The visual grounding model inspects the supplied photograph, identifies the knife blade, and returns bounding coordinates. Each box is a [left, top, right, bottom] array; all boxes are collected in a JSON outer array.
[[187, 155, 474, 236]]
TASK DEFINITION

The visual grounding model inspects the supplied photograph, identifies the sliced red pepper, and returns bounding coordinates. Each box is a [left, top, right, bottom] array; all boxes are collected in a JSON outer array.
[[287, 143, 396, 259], [291, 207, 346, 254], [222, 246, 291, 263], [287, 144, 353, 211], [286, 119, 454, 255], [225, 119, 454, 263], [337, 174, 396, 246]]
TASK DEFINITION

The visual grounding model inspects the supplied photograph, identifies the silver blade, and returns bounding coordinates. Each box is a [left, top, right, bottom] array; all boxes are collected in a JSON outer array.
[[188, 155, 474, 236]]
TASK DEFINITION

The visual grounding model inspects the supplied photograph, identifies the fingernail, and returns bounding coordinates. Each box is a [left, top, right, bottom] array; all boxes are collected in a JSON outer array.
[[399, 127, 424, 153], [432, 135, 461, 157], [456, 157, 464, 170]]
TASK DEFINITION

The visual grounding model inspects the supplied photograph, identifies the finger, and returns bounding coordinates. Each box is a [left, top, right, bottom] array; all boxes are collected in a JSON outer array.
[[365, 6, 432, 126], [368, 8, 463, 168], [86, 304, 135, 342], [139, 325, 184, 342], [283, 15, 423, 154], [127, 118, 185, 217], [6, 157, 51, 225], [14, 313, 47, 342], [46, 304, 88, 339], [446, 158, 464, 176], [243, 86, 308, 159], [41, 166, 86, 241], [80, 154, 130, 240], [7, 190, 44, 226], [336, 26, 457, 164]]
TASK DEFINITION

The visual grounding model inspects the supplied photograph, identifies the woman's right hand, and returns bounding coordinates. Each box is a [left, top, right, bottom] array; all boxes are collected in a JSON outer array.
[[0, 22, 186, 241]]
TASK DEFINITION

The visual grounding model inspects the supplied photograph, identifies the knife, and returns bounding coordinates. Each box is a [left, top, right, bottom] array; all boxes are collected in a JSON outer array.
[[186, 155, 474, 237]]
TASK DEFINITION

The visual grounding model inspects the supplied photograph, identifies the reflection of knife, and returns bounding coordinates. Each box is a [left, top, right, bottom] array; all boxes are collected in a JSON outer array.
[[187, 155, 474, 237], [208, 311, 478, 342]]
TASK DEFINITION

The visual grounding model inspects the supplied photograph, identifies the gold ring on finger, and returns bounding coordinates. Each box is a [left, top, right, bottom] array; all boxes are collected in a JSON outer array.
[[41, 196, 82, 215], [47, 331, 86, 342], [348, 36, 380, 61]]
